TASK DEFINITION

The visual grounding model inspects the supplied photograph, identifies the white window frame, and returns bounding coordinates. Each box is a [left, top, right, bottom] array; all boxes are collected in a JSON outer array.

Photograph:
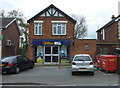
[[52, 21, 67, 35], [102, 29, 105, 40], [34, 21, 43, 35]]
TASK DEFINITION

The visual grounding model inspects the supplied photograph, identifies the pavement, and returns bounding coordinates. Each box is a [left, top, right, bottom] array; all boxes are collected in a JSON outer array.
[[34, 62, 98, 70]]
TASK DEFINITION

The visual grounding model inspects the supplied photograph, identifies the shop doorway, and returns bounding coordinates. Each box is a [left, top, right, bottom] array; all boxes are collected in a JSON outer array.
[[44, 46, 59, 64]]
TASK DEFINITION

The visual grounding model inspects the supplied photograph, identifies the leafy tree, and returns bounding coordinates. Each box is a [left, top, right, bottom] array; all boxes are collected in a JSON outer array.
[[0, 10, 28, 55], [71, 14, 88, 39]]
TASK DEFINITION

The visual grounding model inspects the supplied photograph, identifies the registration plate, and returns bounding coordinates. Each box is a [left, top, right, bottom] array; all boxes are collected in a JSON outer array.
[[79, 68, 87, 70], [0, 64, 4, 66]]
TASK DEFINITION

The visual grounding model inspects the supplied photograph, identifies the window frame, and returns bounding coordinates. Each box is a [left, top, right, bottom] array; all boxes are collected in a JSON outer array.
[[34, 21, 43, 35], [84, 44, 89, 50], [52, 21, 67, 35]]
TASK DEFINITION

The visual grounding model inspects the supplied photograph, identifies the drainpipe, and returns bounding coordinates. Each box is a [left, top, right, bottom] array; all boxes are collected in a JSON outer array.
[[0, 29, 3, 59], [0, 29, 2, 59]]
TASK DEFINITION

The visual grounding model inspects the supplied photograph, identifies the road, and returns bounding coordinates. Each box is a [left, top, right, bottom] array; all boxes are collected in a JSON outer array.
[[1, 66, 119, 87]]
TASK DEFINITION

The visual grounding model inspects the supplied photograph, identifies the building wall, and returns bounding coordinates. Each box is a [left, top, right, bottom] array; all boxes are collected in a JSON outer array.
[[97, 20, 120, 55], [97, 22, 118, 42], [29, 17, 74, 40], [105, 22, 118, 42], [71, 39, 96, 61], [2, 21, 20, 58], [118, 40, 120, 47], [28, 17, 75, 60]]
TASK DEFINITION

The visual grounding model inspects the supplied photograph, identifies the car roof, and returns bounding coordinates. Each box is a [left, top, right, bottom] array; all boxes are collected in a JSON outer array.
[[2, 55, 22, 59], [74, 54, 90, 56]]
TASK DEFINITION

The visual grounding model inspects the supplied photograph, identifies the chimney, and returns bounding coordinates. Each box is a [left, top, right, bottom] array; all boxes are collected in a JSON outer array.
[[111, 15, 115, 20]]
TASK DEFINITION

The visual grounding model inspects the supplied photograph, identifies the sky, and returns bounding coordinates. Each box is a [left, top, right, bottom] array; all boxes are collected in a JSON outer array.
[[0, 0, 120, 39]]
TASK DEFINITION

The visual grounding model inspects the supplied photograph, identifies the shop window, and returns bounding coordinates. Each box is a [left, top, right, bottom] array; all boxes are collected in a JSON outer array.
[[52, 56, 58, 62], [52, 23, 66, 35], [84, 44, 89, 50], [60, 46, 67, 57]]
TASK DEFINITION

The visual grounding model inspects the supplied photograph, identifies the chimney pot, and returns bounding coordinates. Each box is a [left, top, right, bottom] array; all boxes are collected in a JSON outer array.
[[111, 15, 115, 20]]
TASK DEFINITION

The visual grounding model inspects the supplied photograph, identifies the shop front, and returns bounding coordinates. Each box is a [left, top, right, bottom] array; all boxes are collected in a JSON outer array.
[[32, 39, 70, 64]]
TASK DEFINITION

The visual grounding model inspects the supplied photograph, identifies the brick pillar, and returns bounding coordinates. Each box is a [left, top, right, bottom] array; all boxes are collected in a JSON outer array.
[[28, 44, 34, 60]]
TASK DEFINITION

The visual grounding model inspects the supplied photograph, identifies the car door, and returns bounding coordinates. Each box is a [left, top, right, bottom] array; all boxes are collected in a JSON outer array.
[[17, 56, 29, 70], [22, 56, 31, 68]]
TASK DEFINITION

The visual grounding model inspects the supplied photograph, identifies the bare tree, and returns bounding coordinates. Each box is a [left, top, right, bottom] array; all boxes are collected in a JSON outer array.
[[71, 14, 88, 39], [0, 10, 5, 17]]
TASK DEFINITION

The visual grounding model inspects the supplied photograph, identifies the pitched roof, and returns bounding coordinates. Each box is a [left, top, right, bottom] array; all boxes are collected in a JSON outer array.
[[96, 15, 120, 32], [0, 18, 16, 29], [0, 17, 21, 35], [27, 4, 76, 24]]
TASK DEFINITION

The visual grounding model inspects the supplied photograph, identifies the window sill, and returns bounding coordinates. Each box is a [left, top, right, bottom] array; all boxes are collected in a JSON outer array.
[[34, 35, 43, 36], [52, 35, 67, 36]]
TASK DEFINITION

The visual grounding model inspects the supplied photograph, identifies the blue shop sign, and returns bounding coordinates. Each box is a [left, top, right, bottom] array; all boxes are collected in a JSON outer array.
[[32, 39, 70, 46]]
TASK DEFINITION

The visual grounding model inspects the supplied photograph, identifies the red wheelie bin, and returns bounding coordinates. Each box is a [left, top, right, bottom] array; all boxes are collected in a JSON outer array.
[[100, 55, 118, 73], [96, 55, 102, 69]]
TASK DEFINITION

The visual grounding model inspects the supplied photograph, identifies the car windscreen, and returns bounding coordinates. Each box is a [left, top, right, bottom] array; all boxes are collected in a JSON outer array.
[[1, 56, 16, 62], [74, 56, 91, 61]]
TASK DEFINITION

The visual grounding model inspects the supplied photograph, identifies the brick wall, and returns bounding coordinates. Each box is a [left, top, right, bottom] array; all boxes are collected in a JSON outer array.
[[29, 17, 74, 40], [97, 21, 119, 55], [71, 39, 96, 61], [105, 22, 118, 42], [2, 21, 20, 58], [97, 22, 118, 43], [28, 17, 75, 60]]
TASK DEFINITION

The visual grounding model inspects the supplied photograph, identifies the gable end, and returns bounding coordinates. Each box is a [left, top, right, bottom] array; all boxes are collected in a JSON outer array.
[[27, 4, 76, 24]]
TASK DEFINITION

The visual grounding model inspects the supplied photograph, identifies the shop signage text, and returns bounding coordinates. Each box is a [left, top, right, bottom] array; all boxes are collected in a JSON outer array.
[[43, 41, 61, 45]]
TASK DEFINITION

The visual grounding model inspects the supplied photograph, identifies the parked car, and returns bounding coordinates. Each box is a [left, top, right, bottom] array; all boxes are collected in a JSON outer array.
[[71, 54, 94, 75], [0, 55, 34, 74]]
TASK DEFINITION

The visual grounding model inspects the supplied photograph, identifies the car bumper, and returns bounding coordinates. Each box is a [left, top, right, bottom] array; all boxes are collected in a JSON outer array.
[[72, 66, 94, 72], [2, 66, 15, 74]]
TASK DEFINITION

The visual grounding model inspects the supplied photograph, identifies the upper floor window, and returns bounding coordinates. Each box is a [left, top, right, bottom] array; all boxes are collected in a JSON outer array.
[[52, 21, 67, 35], [34, 21, 43, 35]]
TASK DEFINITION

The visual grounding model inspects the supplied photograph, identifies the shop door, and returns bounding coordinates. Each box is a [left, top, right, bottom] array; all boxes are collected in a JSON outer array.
[[44, 46, 59, 64]]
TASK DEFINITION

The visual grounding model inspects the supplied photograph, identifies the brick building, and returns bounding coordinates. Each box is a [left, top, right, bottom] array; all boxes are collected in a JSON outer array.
[[0, 18, 21, 58], [72, 39, 96, 62], [27, 4, 97, 64], [96, 15, 120, 55]]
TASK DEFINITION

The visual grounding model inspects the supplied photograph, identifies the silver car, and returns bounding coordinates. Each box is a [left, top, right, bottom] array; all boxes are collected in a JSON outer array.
[[71, 54, 94, 75]]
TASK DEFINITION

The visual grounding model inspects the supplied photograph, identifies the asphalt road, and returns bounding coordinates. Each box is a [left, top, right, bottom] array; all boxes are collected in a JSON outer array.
[[1, 66, 119, 87]]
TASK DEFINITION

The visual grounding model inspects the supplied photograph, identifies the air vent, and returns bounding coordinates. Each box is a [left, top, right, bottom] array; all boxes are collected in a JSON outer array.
[[6, 40, 12, 47]]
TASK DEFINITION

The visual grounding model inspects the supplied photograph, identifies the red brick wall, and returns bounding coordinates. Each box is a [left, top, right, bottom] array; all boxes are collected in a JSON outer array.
[[97, 22, 118, 43], [71, 39, 96, 61], [28, 17, 75, 60], [105, 22, 118, 42], [97, 21, 120, 55], [2, 21, 20, 58], [119, 40, 120, 47]]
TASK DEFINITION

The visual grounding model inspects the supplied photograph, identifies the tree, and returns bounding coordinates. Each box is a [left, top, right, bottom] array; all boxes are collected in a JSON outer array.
[[0, 10, 28, 55], [71, 14, 88, 39]]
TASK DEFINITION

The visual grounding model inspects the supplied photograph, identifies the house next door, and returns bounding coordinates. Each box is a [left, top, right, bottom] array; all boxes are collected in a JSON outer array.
[[44, 46, 59, 64]]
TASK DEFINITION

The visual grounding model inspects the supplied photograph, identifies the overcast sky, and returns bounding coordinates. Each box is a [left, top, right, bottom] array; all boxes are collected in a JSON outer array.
[[0, 0, 120, 39]]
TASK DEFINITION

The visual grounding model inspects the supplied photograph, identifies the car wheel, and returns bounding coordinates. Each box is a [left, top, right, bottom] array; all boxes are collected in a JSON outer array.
[[91, 72, 94, 76], [30, 62, 34, 69], [72, 72, 75, 75], [15, 66, 20, 74]]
